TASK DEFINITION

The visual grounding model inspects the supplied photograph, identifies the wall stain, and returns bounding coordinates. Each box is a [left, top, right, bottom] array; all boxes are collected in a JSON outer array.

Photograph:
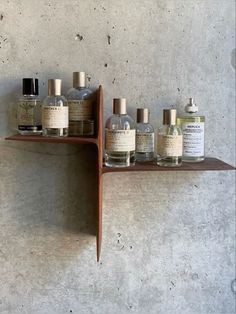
[[107, 35, 111, 45], [75, 33, 83, 41]]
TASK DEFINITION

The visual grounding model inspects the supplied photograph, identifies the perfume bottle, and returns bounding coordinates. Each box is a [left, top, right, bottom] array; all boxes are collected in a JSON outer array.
[[135, 108, 154, 162], [67, 72, 94, 136], [157, 109, 183, 167], [105, 98, 136, 167], [42, 79, 68, 137], [17, 78, 42, 135], [177, 98, 205, 162]]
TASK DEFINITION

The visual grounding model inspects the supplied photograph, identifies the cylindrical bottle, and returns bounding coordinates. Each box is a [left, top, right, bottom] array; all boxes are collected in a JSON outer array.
[[67, 72, 94, 136], [177, 98, 205, 162], [17, 78, 42, 135], [105, 98, 136, 167], [42, 79, 68, 137], [157, 109, 183, 167], [135, 108, 155, 162]]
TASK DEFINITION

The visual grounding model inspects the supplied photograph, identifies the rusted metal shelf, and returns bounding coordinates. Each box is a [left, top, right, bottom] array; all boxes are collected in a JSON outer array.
[[5, 85, 235, 261]]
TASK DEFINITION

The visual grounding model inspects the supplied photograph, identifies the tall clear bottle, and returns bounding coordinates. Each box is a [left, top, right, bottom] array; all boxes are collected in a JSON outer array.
[[135, 108, 155, 162], [67, 72, 94, 136], [177, 98, 205, 162], [105, 98, 136, 167], [42, 79, 68, 137], [17, 78, 42, 135], [157, 109, 183, 167]]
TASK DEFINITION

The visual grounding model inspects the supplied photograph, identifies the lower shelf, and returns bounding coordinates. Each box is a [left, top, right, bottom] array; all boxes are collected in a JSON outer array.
[[102, 158, 235, 173]]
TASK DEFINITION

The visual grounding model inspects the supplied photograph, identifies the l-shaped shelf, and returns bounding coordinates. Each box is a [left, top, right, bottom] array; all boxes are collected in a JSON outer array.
[[5, 86, 235, 261]]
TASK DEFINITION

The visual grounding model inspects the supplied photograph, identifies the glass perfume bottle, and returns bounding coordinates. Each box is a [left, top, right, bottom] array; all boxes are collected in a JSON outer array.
[[135, 108, 154, 162], [17, 78, 42, 135], [42, 79, 68, 137], [105, 98, 136, 167], [177, 98, 205, 162], [67, 72, 94, 136], [157, 109, 183, 167]]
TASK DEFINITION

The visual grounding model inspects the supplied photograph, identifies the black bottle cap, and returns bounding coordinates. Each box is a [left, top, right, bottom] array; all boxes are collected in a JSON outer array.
[[22, 78, 39, 95]]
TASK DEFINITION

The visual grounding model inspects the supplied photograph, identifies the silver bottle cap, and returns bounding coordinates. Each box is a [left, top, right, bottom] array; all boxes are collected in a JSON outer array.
[[73, 72, 86, 88], [137, 108, 149, 123], [163, 109, 177, 125], [185, 98, 198, 113], [113, 98, 127, 114], [48, 79, 61, 96]]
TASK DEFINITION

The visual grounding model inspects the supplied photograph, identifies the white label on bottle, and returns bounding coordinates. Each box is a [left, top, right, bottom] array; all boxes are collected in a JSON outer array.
[[136, 132, 154, 153], [157, 134, 183, 156], [68, 100, 93, 121], [18, 102, 35, 125], [105, 129, 136, 152], [42, 106, 68, 128], [181, 122, 204, 156]]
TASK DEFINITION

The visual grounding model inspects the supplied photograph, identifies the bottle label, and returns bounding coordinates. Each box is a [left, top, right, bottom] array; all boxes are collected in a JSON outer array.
[[42, 106, 68, 128], [157, 134, 183, 156], [68, 100, 93, 121], [105, 129, 136, 152], [18, 102, 35, 125], [136, 132, 154, 153], [181, 122, 204, 156]]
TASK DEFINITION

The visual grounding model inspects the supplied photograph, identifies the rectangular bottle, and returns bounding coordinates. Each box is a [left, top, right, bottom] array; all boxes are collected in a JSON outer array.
[[67, 72, 94, 136], [177, 98, 205, 162], [42, 79, 68, 137], [17, 78, 42, 135], [157, 109, 183, 167], [135, 108, 154, 162], [105, 98, 136, 167]]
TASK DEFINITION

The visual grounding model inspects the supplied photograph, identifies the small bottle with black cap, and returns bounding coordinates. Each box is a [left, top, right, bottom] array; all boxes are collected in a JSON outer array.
[[135, 108, 155, 162], [17, 78, 42, 135]]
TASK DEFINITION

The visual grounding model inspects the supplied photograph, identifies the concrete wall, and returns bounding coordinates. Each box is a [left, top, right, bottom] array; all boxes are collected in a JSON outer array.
[[0, 0, 235, 313]]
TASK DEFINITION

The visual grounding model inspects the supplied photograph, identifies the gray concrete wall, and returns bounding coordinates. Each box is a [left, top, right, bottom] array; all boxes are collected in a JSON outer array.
[[0, 0, 235, 313]]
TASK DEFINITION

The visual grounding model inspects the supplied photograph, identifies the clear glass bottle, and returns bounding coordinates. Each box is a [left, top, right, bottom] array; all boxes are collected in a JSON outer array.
[[135, 108, 154, 162], [157, 109, 183, 167], [67, 72, 94, 136], [42, 79, 68, 137], [17, 78, 42, 135], [177, 98, 205, 162], [105, 98, 136, 167]]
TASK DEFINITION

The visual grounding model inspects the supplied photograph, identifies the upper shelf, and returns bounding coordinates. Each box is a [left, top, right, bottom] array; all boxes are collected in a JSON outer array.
[[102, 158, 235, 173], [5, 134, 98, 145]]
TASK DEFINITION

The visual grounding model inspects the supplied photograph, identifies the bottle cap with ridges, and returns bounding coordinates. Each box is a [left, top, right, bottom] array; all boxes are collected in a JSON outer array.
[[185, 98, 198, 113]]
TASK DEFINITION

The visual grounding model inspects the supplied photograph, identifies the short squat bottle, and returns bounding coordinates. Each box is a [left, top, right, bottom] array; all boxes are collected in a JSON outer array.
[[157, 109, 183, 167], [135, 108, 154, 162], [67, 72, 94, 136], [42, 79, 68, 137], [17, 78, 42, 135], [177, 98, 205, 162], [105, 98, 136, 167]]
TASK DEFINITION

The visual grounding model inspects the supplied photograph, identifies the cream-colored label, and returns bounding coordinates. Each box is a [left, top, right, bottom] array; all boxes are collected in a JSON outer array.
[[157, 134, 183, 156], [18, 102, 35, 125], [68, 100, 93, 121], [182, 122, 204, 156], [136, 132, 154, 153], [42, 106, 68, 128], [105, 129, 136, 152]]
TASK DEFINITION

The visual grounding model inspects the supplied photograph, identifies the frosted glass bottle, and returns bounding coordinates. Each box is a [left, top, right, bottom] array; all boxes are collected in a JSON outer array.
[[157, 109, 183, 167], [42, 79, 68, 137], [177, 98, 205, 162], [135, 108, 155, 162], [105, 98, 136, 167], [17, 78, 42, 135], [67, 72, 94, 136]]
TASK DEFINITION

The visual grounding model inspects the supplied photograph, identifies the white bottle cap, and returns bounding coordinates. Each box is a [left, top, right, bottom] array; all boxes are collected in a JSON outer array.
[[185, 98, 198, 113]]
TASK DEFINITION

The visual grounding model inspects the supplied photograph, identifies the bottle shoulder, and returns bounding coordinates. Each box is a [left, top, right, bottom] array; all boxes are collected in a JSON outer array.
[[136, 123, 154, 133], [158, 124, 182, 135], [105, 114, 136, 130], [67, 87, 93, 100], [43, 95, 68, 106], [19, 95, 41, 103]]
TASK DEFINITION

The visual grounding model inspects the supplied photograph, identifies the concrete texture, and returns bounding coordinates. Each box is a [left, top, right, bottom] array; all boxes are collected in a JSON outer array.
[[0, 0, 235, 313]]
